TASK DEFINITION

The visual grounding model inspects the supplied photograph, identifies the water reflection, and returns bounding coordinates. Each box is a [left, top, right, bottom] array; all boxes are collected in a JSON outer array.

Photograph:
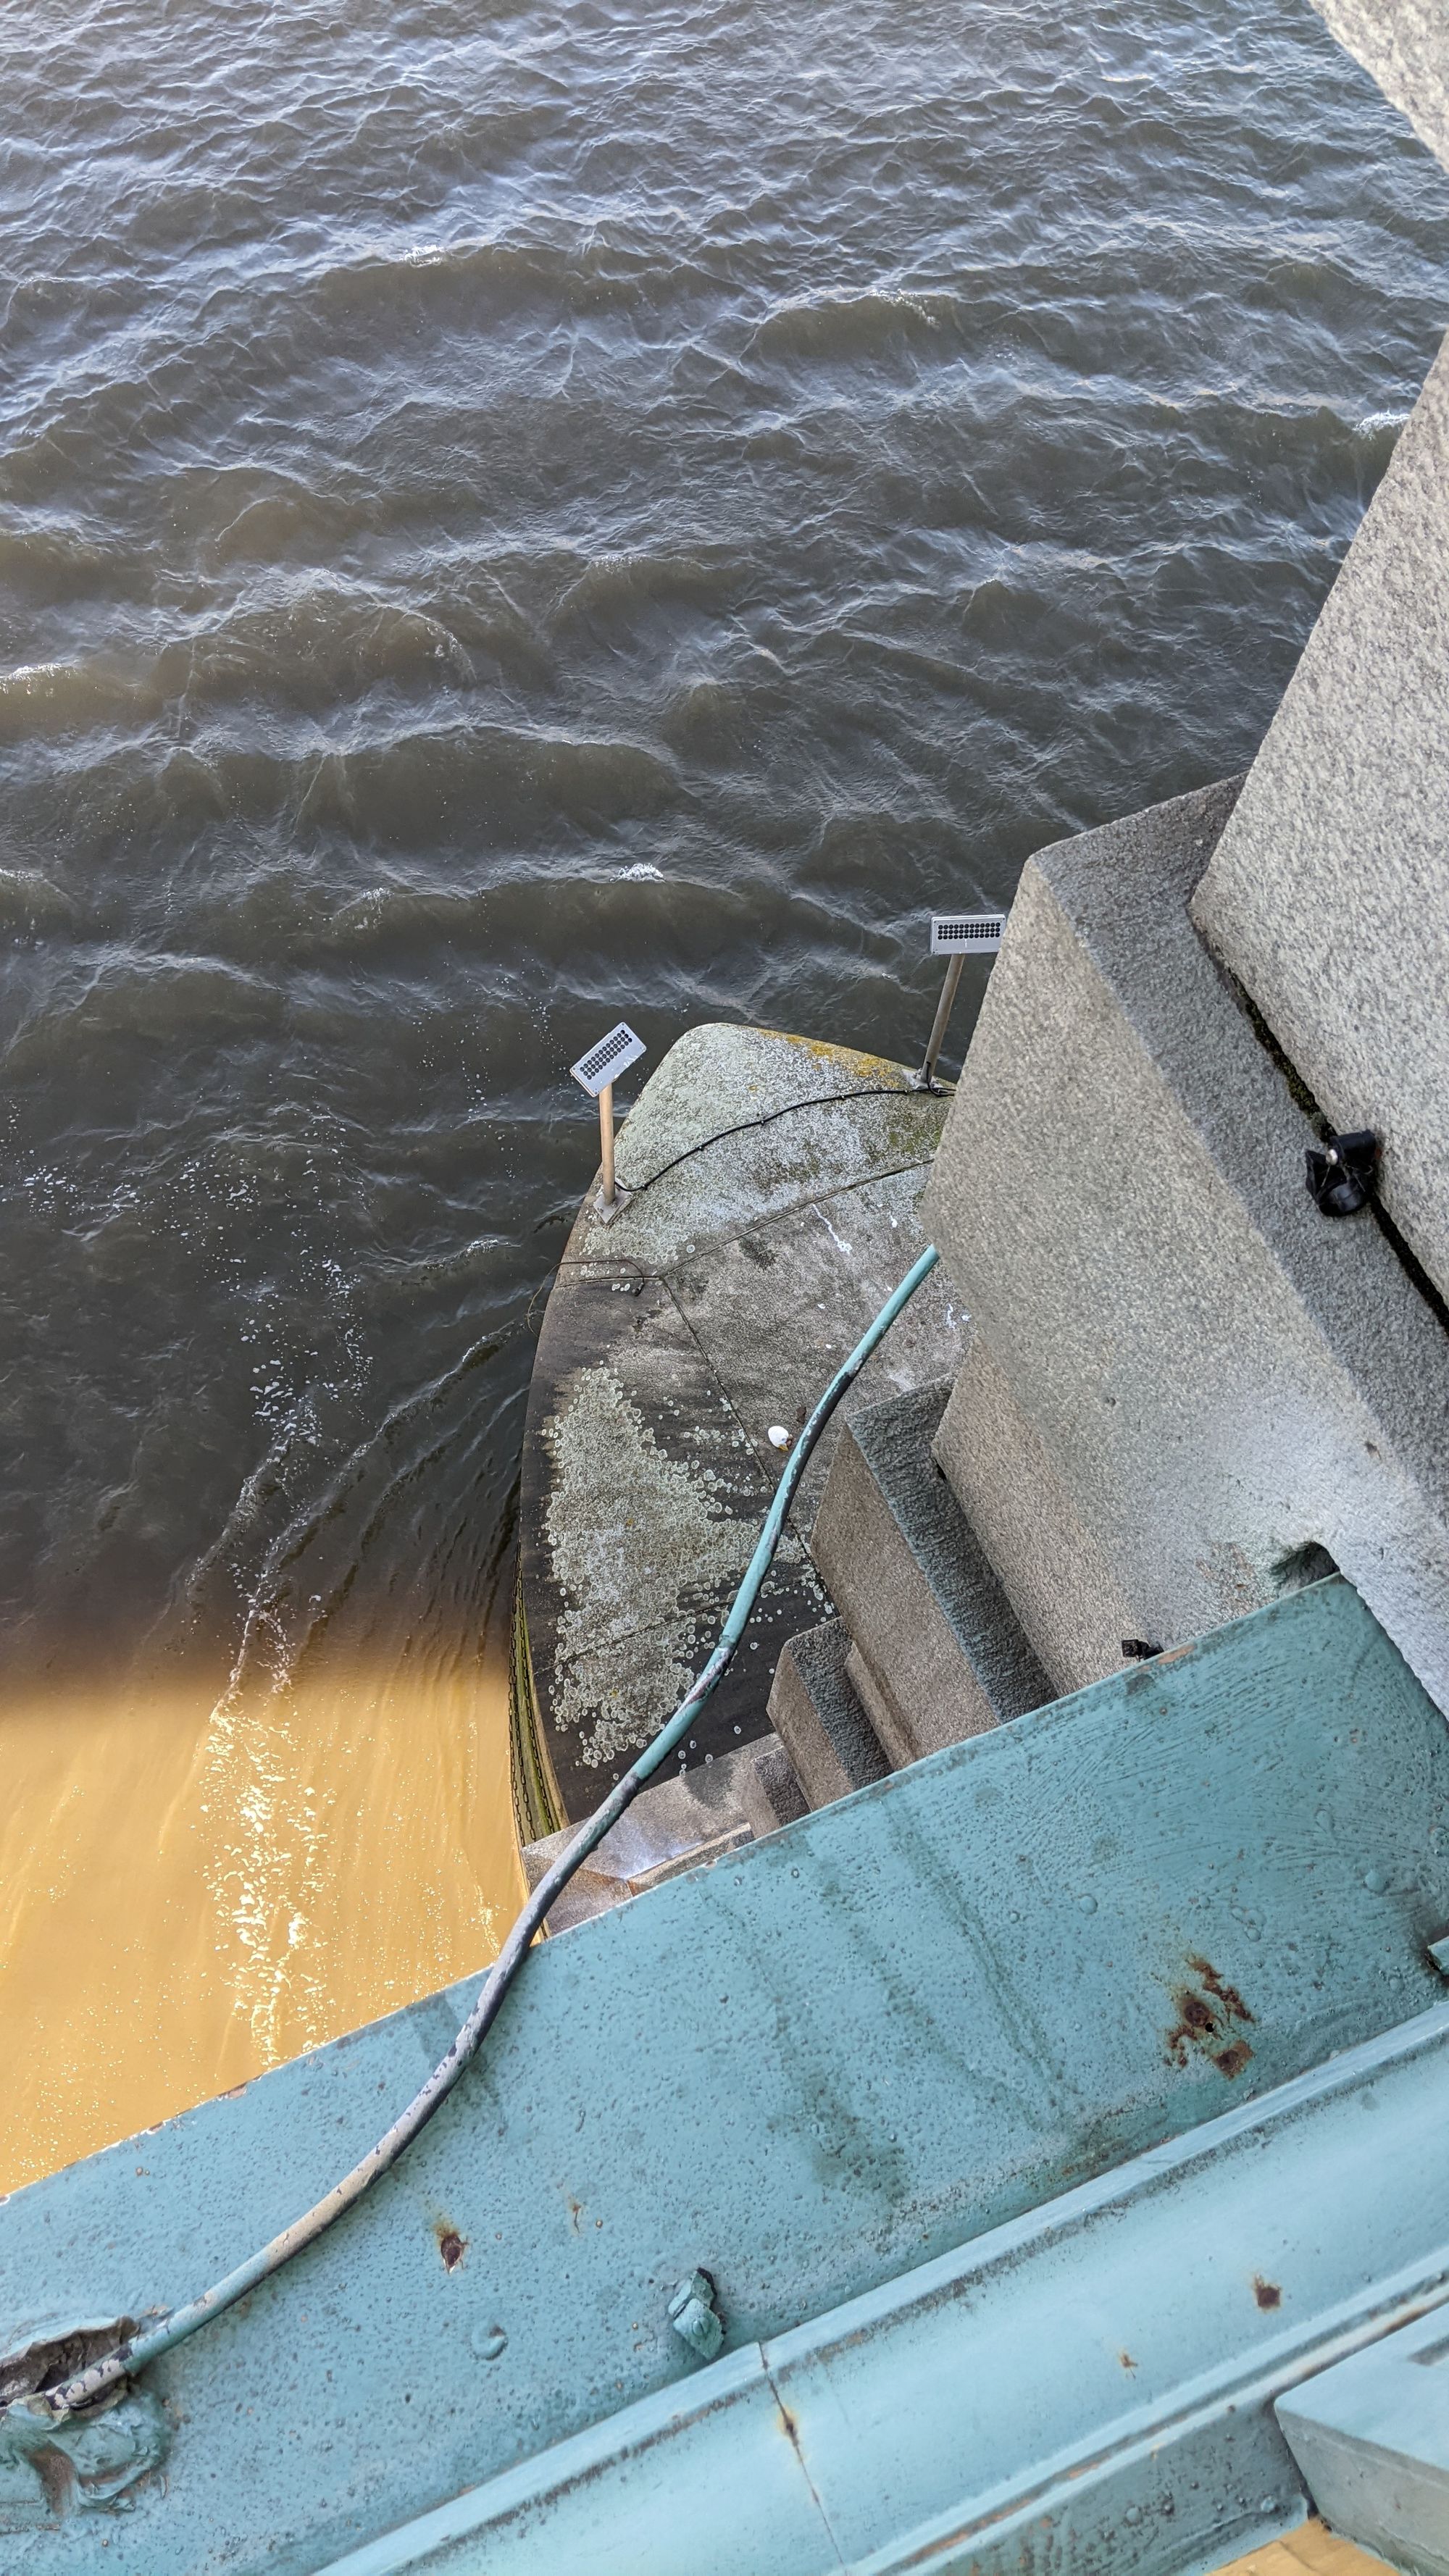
[[0, 1651, 519, 2196], [4, 0, 1448, 2186]]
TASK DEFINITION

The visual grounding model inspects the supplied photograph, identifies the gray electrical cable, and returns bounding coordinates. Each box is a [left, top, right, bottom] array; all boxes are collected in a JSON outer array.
[[22, 1244, 940, 2425]]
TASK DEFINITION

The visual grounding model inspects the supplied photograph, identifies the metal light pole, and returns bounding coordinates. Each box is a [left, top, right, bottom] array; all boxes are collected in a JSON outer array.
[[910, 911, 1006, 1091], [570, 1021, 647, 1220]]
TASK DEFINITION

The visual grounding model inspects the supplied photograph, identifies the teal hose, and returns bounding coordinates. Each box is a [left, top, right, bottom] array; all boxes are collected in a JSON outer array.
[[631, 1239, 941, 1781], [35, 1243, 940, 2421]]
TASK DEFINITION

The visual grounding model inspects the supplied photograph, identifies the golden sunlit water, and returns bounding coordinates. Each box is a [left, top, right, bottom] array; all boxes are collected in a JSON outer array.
[[5, 0, 1449, 2204], [0, 1652, 521, 2196]]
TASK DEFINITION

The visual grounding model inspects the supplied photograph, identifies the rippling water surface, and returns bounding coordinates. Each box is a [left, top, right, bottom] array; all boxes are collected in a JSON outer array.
[[3, 0, 1447, 2183]]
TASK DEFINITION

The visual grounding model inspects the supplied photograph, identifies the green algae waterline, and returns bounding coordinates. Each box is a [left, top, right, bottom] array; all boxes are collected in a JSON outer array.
[[0, 1654, 522, 2197]]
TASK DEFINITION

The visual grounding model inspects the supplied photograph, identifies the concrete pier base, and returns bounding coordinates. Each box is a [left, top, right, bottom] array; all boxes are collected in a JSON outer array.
[[512, 1020, 965, 1841]]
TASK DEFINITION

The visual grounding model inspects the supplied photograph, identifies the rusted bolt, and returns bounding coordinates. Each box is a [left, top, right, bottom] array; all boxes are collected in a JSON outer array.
[[668, 2270, 724, 2362]]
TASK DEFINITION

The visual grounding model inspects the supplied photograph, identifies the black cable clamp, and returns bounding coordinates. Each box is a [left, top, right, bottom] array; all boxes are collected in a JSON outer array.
[[1306, 1127, 1379, 1218]]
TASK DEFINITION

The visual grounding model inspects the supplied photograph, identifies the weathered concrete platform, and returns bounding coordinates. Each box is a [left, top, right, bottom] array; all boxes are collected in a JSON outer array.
[[512, 1023, 964, 1833]]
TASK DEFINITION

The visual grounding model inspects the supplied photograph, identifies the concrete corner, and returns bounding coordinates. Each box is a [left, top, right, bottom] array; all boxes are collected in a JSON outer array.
[[1192, 332, 1449, 1306], [922, 775, 1449, 1713]]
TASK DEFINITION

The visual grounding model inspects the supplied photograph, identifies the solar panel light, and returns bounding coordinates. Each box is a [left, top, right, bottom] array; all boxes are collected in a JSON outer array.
[[910, 911, 1006, 1092], [569, 1021, 646, 1218]]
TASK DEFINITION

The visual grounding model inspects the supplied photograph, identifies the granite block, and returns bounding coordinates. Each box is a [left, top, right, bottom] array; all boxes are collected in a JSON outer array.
[[932, 1330, 1143, 1694], [922, 776, 1449, 1713], [767, 1618, 891, 1808], [1193, 332, 1449, 1303], [1312, 0, 1449, 174]]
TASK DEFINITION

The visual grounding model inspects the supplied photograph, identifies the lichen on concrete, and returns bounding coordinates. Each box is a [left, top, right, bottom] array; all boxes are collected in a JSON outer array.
[[518, 1021, 955, 1805], [541, 1359, 762, 1768], [580, 1021, 951, 1271]]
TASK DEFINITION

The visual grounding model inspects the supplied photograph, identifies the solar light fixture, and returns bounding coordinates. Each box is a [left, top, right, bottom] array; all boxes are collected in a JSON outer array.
[[570, 1021, 646, 1216], [911, 911, 1007, 1092], [930, 911, 1006, 957]]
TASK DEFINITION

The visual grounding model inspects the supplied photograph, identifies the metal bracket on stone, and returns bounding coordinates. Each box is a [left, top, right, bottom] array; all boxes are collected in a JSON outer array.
[[0, 2317, 169, 2530], [1306, 1127, 1379, 1218]]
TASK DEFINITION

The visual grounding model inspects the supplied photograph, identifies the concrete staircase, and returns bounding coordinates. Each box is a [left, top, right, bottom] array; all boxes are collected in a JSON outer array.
[[769, 1379, 1051, 1807], [767, 1618, 888, 1807], [771, 771, 1449, 1820]]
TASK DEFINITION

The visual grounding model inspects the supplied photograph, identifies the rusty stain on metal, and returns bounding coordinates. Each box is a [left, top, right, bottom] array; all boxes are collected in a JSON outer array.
[[1253, 2275, 1282, 2311], [433, 2222, 467, 2272], [1165, 1954, 1256, 2079]]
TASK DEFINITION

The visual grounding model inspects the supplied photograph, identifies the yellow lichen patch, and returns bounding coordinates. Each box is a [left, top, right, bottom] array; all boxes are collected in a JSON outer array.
[[0, 1649, 522, 2195], [777, 1028, 913, 1080]]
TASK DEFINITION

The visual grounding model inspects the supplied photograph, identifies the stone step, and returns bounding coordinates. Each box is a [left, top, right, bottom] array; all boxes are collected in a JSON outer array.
[[520, 1731, 806, 1933], [809, 1379, 1052, 1765], [767, 1618, 892, 1808], [932, 1329, 1145, 1697]]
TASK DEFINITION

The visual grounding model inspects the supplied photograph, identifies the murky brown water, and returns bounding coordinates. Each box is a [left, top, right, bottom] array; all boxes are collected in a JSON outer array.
[[4, 0, 1448, 2184]]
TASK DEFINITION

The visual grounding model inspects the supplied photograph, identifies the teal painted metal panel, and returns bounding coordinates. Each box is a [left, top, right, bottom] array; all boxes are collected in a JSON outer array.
[[1, 1581, 1446, 2569], [1277, 2305, 1449, 2575], [316, 2350, 837, 2576], [316, 2008, 1449, 2576]]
